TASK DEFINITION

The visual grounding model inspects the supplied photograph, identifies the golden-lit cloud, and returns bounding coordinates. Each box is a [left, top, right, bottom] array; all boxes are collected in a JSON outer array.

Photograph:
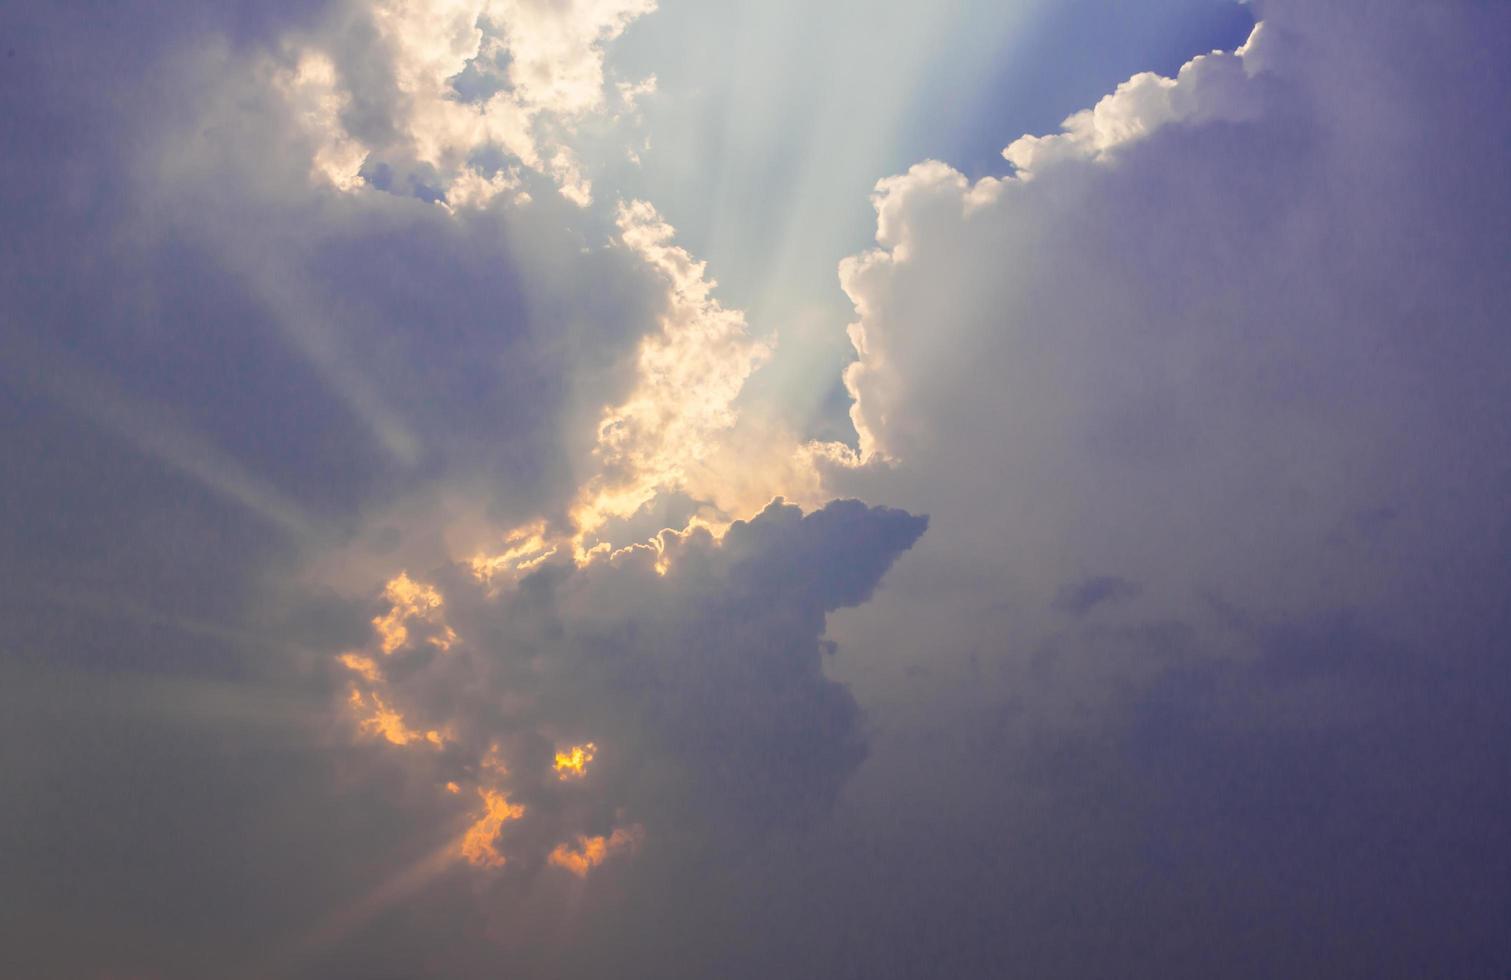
[[349, 689, 446, 748], [448, 200, 842, 573], [566, 201, 774, 547], [277, 0, 657, 207], [471, 520, 557, 587], [372, 572, 456, 655], [297, 10, 878, 893], [548, 825, 643, 878], [327, 501, 923, 889], [533, 202, 853, 565], [276, 50, 367, 192], [338, 652, 383, 683], [553, 742, 597, 780], [460, 788, 527, 869], [481, 743, 511, 777]]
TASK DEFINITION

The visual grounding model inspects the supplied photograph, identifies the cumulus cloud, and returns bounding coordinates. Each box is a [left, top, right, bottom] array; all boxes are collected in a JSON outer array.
[[807, 2, 1511, 973], [566, 199, 777, 541], [0, 0, 926, 974], [271, 0, 656, 207], [555, 199, 852, 554], [1001, 27, 1265, 179], [324, 498, 925, 882], [6, 0, 1510, 976], [1, 0, 929, 961], [142, 1, 840, 575], [833, 5, 1510, 640]]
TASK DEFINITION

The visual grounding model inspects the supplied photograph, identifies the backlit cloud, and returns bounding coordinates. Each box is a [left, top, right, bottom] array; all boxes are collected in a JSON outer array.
[[275, 0, 656, 207], [323, 498, 924, 877], [5, 0, 1509, 976], [460, 788, 528, 868], [349, 688, 448, 747], [372, 572, 456, 655], [548, 824, 643, 877], [553, 742, 597, 780]]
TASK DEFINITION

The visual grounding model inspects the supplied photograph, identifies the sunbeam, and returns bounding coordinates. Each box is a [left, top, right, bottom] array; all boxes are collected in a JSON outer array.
[[0, 335, 321, 539]]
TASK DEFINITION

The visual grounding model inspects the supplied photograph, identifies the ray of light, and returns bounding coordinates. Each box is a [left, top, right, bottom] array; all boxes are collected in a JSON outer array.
[[244, 260, 424, 467], [267, 833, 468, 978], [0, 334, 322, 539], [0, 658, 321, 735]]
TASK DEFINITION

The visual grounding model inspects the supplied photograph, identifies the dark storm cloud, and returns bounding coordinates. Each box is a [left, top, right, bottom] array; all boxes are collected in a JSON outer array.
[[337, 498, 927, 847]]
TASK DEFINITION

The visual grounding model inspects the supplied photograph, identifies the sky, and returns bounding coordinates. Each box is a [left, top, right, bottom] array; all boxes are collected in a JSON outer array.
[[1, 1, 1509, 977]]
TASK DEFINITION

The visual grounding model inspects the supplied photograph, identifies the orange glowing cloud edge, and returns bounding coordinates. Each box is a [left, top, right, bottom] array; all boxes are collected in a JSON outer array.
[[343, 686, 632, 874], [338, 468, 886, 877], [548, 825, 645, 878], [371, 571, 456, 654], [460, 201, 872, 579], [459, 788, 526, 869], [338, 652, 382, 683], [553, 742, 597, 779], [467, 464, 865, 586], [326, 189, 886, 880], [348, 688, 448, 748], [337, 572, 615, 875]]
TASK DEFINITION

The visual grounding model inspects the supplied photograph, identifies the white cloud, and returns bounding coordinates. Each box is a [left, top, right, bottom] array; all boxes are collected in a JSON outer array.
[[494, 0, 656, 115], [276, 0, 657, 207], [9, 0, 1511, 975], [1002, 36, 1263, 179], [567, 200, 778, 544], [825, 2, 1511, 727]]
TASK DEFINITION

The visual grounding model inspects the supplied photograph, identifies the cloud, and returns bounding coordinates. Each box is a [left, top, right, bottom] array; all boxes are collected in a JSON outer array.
[[832, 3, 1510, 635], [0, 1, 934, 975], [4, 0, 1509, 976], [370, 571, 456, 654], [806, 1, 1511, 973], [1001, 27, 1265, 179], [548, 824, 642, 876], [322, 497, 925, 883], [274, 0, 657, 207], [459, 787, 527, 868], [565, 199, 779, 544]]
